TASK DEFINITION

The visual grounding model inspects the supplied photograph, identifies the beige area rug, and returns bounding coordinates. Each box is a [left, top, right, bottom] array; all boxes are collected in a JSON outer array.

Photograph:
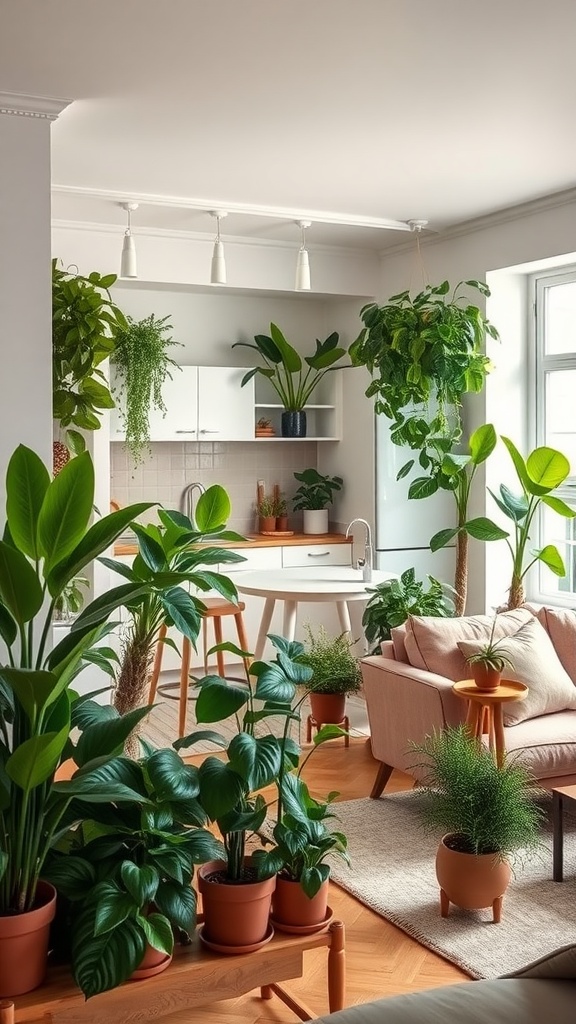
[[329, 791, 576, 980], [142, 672, 370, 751]]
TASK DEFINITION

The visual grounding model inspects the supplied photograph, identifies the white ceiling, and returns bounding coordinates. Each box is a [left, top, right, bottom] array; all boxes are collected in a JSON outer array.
[[3, 0, 576, 251]]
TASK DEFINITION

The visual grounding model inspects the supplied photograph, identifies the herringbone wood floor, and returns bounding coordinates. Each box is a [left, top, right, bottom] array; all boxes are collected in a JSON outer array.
[[179, 738, 467, 1023]]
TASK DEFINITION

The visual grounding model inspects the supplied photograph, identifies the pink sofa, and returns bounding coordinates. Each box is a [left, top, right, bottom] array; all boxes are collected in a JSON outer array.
[[361, 605, 576, 798]]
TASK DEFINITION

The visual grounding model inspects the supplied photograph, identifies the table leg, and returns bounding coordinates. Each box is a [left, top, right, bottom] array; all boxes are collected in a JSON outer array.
[[336, 601, 352, 635], [328, 920, 346, 1012], [254, 597, 276, 660], [553, 790, 564, 882], [464, 702, 481, 740], [283, 599, 298, 641], [493, 703, 506, 767]]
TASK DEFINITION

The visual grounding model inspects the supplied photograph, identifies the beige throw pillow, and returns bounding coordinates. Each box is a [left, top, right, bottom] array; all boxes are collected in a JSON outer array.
[[403, 608, 533, 681], [457, 616, 576, 725]]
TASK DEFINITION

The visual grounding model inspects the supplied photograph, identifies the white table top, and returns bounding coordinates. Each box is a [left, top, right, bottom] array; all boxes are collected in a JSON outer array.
[[235, 566, 398, 602]]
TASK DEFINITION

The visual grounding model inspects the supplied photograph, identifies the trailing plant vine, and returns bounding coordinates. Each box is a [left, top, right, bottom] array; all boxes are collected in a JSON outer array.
[[112, 313, 181, 465]]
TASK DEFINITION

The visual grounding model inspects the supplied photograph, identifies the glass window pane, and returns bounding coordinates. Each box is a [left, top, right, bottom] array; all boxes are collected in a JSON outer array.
[[538, 501, 576, 601], [545, 281, 576, 355], [545, 370, 576, 472]]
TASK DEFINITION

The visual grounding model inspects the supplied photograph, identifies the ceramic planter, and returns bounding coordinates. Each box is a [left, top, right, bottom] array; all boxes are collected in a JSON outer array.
[[271, 875, 330, 933], [0, 881, 57, 997], [302, 509, 329, 535], [309, 691, 346, 725], [281, 410, 307, 437], [198, 858, 276, 953], [435, 833, 511, 923], [276, 515, 289, 531], [258, 516, 276, 533], [470, 663, 502, 691]]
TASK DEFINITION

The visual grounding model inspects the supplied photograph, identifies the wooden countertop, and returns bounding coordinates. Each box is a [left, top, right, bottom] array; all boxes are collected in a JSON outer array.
[[113, 532, 352, 556]]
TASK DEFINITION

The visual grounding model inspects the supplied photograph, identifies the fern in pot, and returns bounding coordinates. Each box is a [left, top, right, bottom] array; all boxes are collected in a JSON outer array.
[[301, 625, 361, 728], [410, 726, 543, 923]]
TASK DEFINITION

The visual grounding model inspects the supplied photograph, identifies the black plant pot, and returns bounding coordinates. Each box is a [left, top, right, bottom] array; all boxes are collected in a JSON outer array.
[[281, 411, 307, 438]]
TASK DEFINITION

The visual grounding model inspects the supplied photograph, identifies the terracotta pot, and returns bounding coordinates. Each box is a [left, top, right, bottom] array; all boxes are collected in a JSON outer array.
[[130, 944, 173, 980], [309, 691, 346, 726], [470, 663, 502, 691], [435, 834, 511, 923], [272, 876, 329, 932], [198, 858, 276, 952], [0, 881, 57, 997], [259, 516, 276, 533], [276, 515, 289, 531]]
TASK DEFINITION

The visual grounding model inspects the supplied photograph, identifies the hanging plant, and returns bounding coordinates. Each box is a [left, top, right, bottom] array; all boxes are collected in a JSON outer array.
[[112, 313, 181, 465]]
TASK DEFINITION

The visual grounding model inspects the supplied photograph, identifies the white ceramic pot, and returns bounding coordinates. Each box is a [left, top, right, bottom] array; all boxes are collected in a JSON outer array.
[[303, 509, 329, 535]]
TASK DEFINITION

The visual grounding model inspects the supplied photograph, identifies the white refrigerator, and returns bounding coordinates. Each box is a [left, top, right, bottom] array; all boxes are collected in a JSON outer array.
[[375, 415, 456, 585]]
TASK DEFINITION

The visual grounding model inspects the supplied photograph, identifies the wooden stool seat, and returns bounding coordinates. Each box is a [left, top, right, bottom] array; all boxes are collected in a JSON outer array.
[[148, 599, 252, 738]]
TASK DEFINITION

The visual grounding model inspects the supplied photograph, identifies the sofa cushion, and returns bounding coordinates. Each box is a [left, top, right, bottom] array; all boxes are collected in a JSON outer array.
[[502, 709, 576, 778], [390, 623, 409, 663], [458, 617, 576, 725], [403, 608, 532, 681], [524, 603, 576, 686]]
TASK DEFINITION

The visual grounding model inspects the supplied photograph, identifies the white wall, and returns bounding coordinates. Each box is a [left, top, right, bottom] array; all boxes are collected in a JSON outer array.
[[334, 194, 576, 613]]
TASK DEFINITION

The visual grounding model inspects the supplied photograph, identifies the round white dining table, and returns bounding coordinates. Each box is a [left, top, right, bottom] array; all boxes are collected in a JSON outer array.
[[235, 566, 399, 659]]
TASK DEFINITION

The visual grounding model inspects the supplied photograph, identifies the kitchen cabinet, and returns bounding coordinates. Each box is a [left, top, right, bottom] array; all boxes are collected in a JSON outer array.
[[110, 366, 254, 442]]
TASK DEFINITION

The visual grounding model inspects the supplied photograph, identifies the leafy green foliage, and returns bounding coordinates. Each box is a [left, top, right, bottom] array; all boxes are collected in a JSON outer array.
[[0, 445, 156, 915], [300, 625, 361, 695], [350, 280, 497, 449], [46, 746, 223, 997], [292, 468, 343, 511], [410, 726, 544, 857], [233, 322, 353, 410], [52, 260, 127, 432], [112, 314, 181, 466], [362, 568, 455, 651]]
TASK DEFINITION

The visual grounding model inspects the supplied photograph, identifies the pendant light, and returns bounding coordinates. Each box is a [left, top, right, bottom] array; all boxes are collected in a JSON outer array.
[[210, 211, 228, 284], [120, 202, 139, 278], [295, 220, 311, 291]]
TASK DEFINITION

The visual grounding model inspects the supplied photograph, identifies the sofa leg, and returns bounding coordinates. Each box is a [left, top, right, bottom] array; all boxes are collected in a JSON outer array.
[[370, 761, 393, 798]]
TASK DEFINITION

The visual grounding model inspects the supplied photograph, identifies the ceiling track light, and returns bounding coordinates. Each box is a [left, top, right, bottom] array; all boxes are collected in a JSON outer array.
[[295, 220, 311, 291], [120, 202, 139, 278], [210, 211, 228, 285]]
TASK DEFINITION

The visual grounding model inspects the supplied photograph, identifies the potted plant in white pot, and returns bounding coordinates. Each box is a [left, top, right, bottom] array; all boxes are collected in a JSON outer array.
[[292, 468, 343, 534], [410, 725, 543, 923], [301, 625, 361, 727]]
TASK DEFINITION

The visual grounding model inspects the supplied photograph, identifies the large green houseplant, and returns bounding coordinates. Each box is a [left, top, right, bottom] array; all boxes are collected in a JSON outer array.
[[362, 568, 455, 653], [350, 282, 499, 614], [301, 625, 361, 728], [232, 322, 353, 437], [0, 444, 158, 996], [112, 313, 181, 466], [52, 261, 128, 468]]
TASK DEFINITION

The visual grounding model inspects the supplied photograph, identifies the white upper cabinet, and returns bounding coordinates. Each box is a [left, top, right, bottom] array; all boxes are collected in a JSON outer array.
[[111, 366, 254, 442]]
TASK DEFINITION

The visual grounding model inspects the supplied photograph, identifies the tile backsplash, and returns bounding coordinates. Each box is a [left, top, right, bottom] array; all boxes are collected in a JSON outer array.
[[111, 441, 319, 534]]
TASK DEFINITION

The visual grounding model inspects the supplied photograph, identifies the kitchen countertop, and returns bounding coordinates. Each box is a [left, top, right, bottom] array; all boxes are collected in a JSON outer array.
[[113, 532, 352, 556]]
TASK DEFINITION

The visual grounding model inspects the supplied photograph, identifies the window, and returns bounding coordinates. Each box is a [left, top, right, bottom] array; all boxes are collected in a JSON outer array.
[[533, 268, 576, 603]]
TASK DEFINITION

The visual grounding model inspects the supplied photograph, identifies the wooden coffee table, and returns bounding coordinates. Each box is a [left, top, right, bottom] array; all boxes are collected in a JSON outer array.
[[12, 919, 345, 1024], [552, 783, 576, 882], [453, 679, 528, 768]]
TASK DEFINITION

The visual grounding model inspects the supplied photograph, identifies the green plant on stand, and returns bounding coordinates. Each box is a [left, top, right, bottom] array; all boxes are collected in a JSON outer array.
[[362, 568, 455, 653], [112, 313, 181, 466]]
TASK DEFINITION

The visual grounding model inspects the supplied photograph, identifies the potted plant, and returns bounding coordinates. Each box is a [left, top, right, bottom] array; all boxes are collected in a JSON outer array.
[[0, 444, 158, 996], [46, 740, 224, 997], [183, 635, 315, 953], [362, 568, 455, 653], [111, 313, 182, 466], [255, 773, 349, 934], [292, 468, 343, 534], [301, 625, 361, 727], [463, 614, 514, 690], [52, 260, 128, 472], [99, 489, 245, 738], [233, 323, 353, 437], [257, 493, 277, 533], [274, 493, 289, 531], [255, 416, 275, 437], [410, 726, 543, 923]]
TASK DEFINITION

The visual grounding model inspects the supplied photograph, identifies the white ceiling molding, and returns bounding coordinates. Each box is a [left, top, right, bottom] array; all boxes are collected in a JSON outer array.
[[0, 91, 71, 120], [51, 184, 413, 233]]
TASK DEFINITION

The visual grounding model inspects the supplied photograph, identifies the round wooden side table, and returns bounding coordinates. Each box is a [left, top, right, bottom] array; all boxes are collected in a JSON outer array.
[[452, 679, 528, 768]]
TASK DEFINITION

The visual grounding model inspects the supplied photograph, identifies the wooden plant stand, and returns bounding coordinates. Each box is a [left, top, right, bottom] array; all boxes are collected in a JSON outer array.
[[12, 920, 345, 1024], [306, 715, 350, 748]]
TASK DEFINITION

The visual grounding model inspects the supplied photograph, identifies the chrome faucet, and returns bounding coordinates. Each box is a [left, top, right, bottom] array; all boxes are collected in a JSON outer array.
[[346, 518, 373, 582], [182, 481, 206, 527]]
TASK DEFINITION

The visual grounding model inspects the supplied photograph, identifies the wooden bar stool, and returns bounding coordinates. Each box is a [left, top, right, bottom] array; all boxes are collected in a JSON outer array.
[[148, 599, 251, 738]]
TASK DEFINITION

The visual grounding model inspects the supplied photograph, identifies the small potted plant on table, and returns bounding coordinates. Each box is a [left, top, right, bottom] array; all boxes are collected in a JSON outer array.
[[257, 493, 277, 533], [292, 468, 343, 535], [410, 725, 543, 923], [301, 625, 361, 729]]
